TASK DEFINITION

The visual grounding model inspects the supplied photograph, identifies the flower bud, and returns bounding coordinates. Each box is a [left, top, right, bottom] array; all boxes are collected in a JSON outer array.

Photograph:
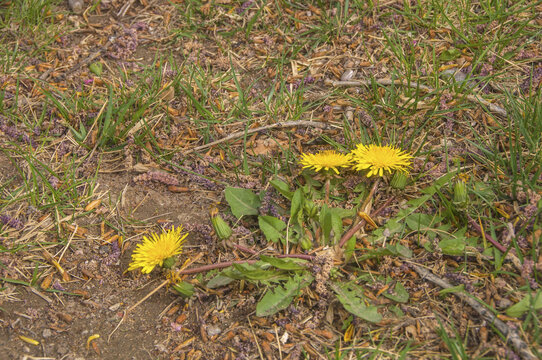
[[391, 171, 408, 189], [453, 180, 468, 207], [162, 256, 176, 269], [211, 214, 232, 239], [300, 237, 313, 250]]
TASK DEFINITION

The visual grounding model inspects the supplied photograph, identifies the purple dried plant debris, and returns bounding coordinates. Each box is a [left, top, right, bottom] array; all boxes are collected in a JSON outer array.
[[439, 92, 453, 111], [184, 223, 214, 245], [236, 0, 254, 14], [108, 26, 139, 60], [476, 24, 486, 33], [444, 116, 455, 135], [520, 259, 539, 289], [233, 225, 254, 244], [132, 22, 148, 31], [520, 65, 542, 93], [171, 322, 183, 332], [240, 181, 258, 189], [259, 189, 280, 218], [49, 176, 61, 190], [133, 171, 180, 186], [479, 63, 493, 77], [52, 280, 66, 291], [0, 215, 25, 230], [102, 241, 121, 266], [359, 110, 375, 129], [176, 164, 220, 190], [290, 75, 316, 91], [516, 50, 537, 61], [505, 349, 520, 360], [445, 272, 475, 292]]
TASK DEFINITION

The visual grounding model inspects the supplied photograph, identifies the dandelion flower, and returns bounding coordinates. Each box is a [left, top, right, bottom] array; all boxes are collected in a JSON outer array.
[[351, 144, 412, 177], [128, 226, 188, 274], [299, 150, 353, 174]]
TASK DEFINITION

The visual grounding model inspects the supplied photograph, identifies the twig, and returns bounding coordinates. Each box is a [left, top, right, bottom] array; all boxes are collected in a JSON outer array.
[[327, 79, 508, 118], [248, 316, 265, 360], [117, 0, 135, 17], [411, 264, 536, 360], [30, 288, 53, 305], [183, 120, 337, 155]]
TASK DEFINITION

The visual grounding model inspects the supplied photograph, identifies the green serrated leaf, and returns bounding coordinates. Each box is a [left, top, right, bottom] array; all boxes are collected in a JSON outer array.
[[206, 274, 235, 289], [439, 48, 461, 61], [172, 281, 195, 298], [290, 188, 304, 223], [438, 237, 465, 255], [330, 209, 343, 243], [221, 262, 286, 282], [405, 213, 436, 231], [439, 284, 465, 296], [383, 282, 409, 303], [320, 205, 332, 243], [395, 244, 412, 258], [506, 291, 542, 318], [259, 255, 307, 271], [269, 179, 293, 200], [420, 173, 455, 196], [256, 273, 313, 317], [330, 282, 382, 323], [344, 236, 356, 262], [258, 215, 286, 243], [225, 187, 261, 219]]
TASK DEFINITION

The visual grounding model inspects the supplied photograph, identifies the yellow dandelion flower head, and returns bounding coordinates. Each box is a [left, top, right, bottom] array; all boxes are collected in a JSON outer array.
[[299, 150, 353, 174], [351, 144, 412, 177], [128, 226, 188, 274]]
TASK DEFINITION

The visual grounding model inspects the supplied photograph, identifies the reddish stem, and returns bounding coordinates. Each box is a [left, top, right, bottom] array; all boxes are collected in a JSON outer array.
[[231, 243, 257, 255], [466, 214, 507, 253], [338, 196, 393, 248]]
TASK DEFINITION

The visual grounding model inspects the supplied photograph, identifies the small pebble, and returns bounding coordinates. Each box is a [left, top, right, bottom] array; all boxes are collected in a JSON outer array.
[[108, 302, 122, 311], [341, 69, 357, 81], [68, 0, 84, 14], [206, 325, 222, 337], [42, 328, 53, 338], [440, 69, 475, 88]]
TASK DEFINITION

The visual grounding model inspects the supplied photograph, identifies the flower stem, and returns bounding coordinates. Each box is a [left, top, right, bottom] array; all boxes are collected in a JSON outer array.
[[324, 177, 331, 204], [338, 183, 390, 249]]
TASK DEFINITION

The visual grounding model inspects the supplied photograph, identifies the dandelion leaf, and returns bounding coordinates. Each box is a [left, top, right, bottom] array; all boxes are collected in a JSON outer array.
[[259, 255, 307, 271], [225, 187, 261, 219], [258, 215, 286, 243], [256, 273, 313, 317], [331, 282, 382, 323]]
